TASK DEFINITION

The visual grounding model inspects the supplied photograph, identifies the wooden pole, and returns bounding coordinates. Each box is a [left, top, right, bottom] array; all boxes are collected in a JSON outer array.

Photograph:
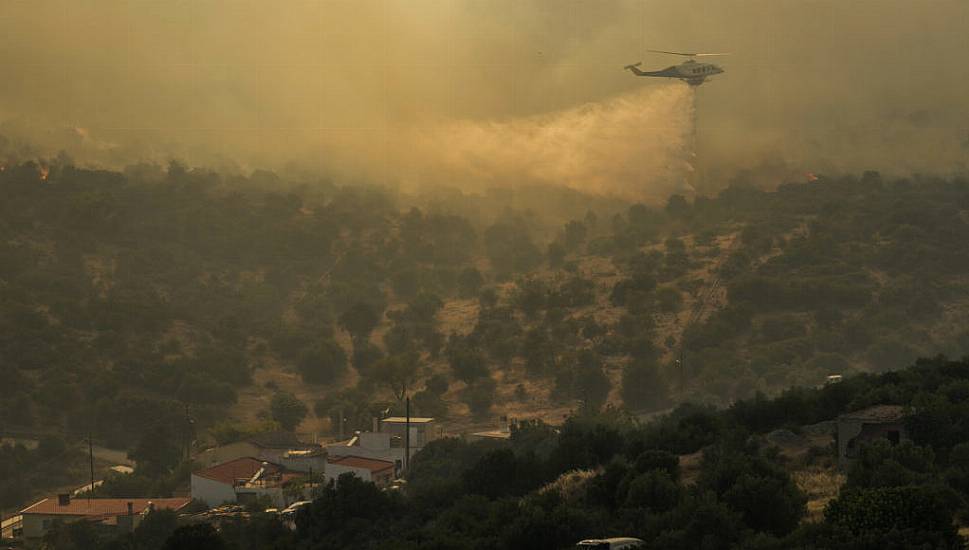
[[88, 432, 95, 505], [404, 396, 410, 473]]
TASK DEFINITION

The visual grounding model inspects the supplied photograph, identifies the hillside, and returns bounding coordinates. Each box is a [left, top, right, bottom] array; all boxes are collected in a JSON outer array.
[[3, 160, 969, 509]]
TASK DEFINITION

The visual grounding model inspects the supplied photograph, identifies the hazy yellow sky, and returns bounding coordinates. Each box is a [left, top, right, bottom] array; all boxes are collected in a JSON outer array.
[[2, 0, 968, 195]]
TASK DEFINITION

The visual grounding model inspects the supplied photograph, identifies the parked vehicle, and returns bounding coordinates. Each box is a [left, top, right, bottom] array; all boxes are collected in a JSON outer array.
[[575, 537, 645, 549]]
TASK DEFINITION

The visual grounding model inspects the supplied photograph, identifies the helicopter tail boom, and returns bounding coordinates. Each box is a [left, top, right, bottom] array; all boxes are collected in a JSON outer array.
[[625, 63, 680, 78], [623, 62, 645, 75]]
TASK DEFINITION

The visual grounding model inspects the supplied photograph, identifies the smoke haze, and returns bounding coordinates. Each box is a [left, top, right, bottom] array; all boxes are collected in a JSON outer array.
[[2, 0, 968, 198]]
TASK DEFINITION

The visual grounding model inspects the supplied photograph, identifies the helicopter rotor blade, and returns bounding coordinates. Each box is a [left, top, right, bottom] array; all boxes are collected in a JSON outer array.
[[648, 49, 730, 57]]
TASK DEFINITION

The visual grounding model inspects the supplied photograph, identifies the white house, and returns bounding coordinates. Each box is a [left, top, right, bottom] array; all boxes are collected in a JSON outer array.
[[325, 417, 437, 470], [379, 417, 437, 453], [191, 457, 303, 508], [325, 456, 395, 488]]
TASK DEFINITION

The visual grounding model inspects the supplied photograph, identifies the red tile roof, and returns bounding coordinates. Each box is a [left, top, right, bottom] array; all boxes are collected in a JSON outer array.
[[20, 497, 190, 517], [193, 457, 283, 485], [327, 455, 395, 474]]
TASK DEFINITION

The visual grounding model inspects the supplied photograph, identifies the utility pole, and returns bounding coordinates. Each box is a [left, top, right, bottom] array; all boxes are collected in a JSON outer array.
[[183, 404, 195, 460], [88, 432, 95, 505], [338, 407, 345, 440], [404, 396, 410, 473]]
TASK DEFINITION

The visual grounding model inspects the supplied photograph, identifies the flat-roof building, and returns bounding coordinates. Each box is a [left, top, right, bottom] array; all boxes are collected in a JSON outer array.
[[379, 417, 437, 461]]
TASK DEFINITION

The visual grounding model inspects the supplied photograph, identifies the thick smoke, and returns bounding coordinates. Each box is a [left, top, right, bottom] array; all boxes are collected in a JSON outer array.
[[2, 1, 968, 198]]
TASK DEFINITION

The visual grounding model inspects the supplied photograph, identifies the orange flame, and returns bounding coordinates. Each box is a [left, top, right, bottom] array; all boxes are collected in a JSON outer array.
[[39, 166, 50, 181]]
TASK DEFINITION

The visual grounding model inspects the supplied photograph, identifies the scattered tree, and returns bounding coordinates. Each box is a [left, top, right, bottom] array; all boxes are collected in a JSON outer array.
[[621, 359, 670, 412], [370, 353, 420, 401], [163, 523, 228, 550], [339, 302, 381, 348], [297, 340, 348, 384], [563, 220, 588, 251], [270, 392, 308, 431], [129, 425, 182, 478]]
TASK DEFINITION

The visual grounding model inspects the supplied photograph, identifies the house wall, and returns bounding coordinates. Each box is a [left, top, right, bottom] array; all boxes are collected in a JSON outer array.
[[276, 454, 326, 473], [359, 432, 391, 452], [1, 514, 22, 539], [836, 419, 864, 468], [190, 474, 237, 507], [837, 420, 908, 468], [325, 463, 395, 488], [380, 423, 435, 449], [325, 463, 373, 483], [21, 513, 83, 539]]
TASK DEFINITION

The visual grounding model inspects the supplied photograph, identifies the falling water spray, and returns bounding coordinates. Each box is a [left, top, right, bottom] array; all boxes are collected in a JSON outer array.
[[686, 86, 699, 196], [384, 83, 697, 203]]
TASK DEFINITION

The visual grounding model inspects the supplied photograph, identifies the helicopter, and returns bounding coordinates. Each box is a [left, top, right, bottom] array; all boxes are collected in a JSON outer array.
[[625, 50, 727, 86]]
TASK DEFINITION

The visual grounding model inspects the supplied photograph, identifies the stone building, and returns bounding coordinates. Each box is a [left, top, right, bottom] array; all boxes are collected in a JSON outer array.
[[837, 405, 910, 468]]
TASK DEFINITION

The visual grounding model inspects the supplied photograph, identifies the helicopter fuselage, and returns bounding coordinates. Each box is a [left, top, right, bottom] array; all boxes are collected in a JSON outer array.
[[627, 59, 723, 86]]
